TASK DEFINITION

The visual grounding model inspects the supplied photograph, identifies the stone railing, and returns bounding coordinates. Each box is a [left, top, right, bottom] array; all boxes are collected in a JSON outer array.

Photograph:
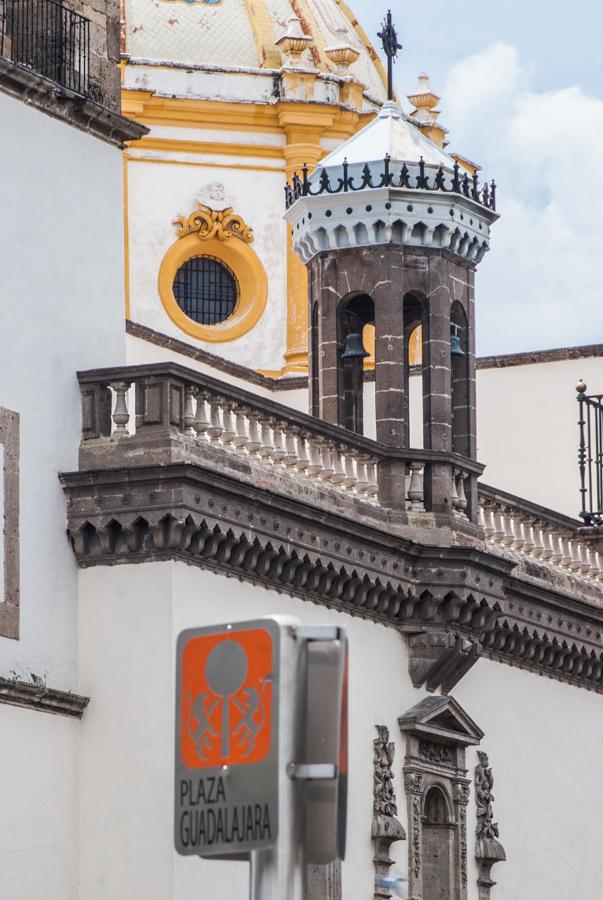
[[479, 484, 603, 584], [77, 363, 482, 524]]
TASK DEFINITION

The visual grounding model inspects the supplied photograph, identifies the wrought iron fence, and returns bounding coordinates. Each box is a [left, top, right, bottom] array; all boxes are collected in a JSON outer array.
[[578, 386, 603, 525], [0, 0, 90, 96], [285, 156, 497, 212]]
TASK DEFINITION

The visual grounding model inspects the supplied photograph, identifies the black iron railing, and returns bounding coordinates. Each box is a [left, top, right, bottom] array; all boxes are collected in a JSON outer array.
[[0, 0, 90, 96], [285, 156, 497, 212], [578, 386, 603, 525]]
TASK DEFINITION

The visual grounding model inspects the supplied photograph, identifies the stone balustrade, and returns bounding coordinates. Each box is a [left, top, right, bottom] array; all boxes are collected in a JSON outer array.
[[479, 485, 603, 585], [77, 364, 481, 523]]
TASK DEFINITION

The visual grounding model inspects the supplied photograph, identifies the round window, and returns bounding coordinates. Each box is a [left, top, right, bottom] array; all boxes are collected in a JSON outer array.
[[172, 255, 239, 326]]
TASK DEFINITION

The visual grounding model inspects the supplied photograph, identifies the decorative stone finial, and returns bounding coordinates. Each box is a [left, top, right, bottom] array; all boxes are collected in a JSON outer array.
[[325, 45, 360, 74], [275, 16, 313, 67], [576, 379, 588, 394], [407, 72, 449, 148]]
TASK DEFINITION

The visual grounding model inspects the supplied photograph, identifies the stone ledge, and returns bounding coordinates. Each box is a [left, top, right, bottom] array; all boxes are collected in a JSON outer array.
[[0, 676, 90, 718], [0, 58, 148, 147], [59, 460, 603, 693]]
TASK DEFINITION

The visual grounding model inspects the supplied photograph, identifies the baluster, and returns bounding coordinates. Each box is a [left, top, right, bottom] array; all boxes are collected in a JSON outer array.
[[586, 546, 601, 579], [110, 381, 131, 435], [559, 534, 574, 569], [504, 511, 520, 549], [257, 417, 274, 459], [568, 540, 582, 572], [282, 426, 298, 467], [520, 517, 535, 556], [531, 521, 545, 559], [578, 542, 592, 576], [408, 462, 424, 511], [354, 454, 370, 494], [232, 407, 250, 451], [183, 384, 196, 435], [220, 402, 237, 445], [294, 432, 310, 472], [193, 390, 210, 440], [306, 437, 324, 476], [365, 458, 379, 497], [490, 507, 506, 544], [456, 471, 468, 516], [451, 469, 461, 513], [205, 396, 223, 441], [342, 452, 358, 489], [330, 446, 346, 485], [540, 527, 555, 561], [549, 529, 563, 565], [246, 412, 262, 453], [319, 441, 335, 481], [480, 503, 496, 540], [270, 421, 286, 463]]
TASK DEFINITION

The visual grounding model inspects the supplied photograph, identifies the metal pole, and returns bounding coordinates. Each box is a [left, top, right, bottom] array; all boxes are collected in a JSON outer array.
[[248, 617, 305, 900]]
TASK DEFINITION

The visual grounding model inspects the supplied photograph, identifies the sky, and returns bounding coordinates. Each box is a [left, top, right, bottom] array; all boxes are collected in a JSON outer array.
[[351, 0, 603, 355]]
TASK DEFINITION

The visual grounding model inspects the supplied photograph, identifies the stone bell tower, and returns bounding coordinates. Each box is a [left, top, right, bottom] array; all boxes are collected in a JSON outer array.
[[284, 91, 498, 526]]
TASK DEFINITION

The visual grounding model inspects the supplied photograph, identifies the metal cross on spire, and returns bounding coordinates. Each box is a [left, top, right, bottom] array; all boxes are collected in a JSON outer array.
[[377, 10, 402, 102]]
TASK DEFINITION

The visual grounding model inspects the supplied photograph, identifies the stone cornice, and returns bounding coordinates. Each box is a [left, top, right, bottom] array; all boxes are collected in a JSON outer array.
[[0, 676, 89, 718], [0, 59, 148, 148], [60, 460, 603, 693]]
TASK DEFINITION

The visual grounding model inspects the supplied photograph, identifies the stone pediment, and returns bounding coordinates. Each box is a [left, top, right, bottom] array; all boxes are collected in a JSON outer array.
[[398, 695, 483, 747]]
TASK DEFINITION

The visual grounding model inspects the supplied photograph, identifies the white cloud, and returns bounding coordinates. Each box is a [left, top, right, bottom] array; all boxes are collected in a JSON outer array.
[[442, 43, 603, 354]]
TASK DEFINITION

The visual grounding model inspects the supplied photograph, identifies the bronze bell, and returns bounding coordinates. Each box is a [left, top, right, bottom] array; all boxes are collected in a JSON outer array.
[[341, 331, 369, 360], [450, 324, 465, 358]]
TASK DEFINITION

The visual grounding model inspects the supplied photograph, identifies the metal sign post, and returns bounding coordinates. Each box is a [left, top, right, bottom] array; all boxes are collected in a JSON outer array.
[[175, 616, 347, 900]]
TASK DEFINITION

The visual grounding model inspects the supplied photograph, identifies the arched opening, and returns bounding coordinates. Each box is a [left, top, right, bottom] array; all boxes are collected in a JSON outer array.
[[422, 785, 454, 900], [403, 292, 427, 449], [451, 301, 470, 457], [338, 294, 375, 435]]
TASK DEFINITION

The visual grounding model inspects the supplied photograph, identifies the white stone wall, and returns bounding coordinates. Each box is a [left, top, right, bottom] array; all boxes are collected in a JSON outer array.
[[456, 656, 603, 899], [78, 561, 603, 900], [126, 144, 288, 371], [0, 91, 126, 686], [0, 704, 80, 899], [77, 562, 416, 900]]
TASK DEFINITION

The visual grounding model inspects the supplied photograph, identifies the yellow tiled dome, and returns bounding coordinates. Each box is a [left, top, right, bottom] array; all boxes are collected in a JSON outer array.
[[123, 0, 387, 103]]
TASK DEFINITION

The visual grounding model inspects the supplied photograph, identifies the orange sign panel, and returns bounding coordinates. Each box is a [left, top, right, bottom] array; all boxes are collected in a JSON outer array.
[[180, 627, 273, 769]]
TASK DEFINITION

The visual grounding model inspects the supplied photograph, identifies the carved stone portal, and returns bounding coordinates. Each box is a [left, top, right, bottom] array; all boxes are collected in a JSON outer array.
[[475, 751, 506, 899], [399, 696, 484, 900], [372, 725, 406, 899]]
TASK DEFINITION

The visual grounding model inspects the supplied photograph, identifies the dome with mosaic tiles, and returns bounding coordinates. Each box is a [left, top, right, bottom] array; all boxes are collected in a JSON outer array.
[[123, 0, 388, 103]]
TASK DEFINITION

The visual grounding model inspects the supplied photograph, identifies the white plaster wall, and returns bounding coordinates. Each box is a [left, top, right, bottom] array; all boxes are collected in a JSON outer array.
[[127, 150, 288, 371], [455, 657, 603, 899], [403, 355, 602, 516], [0, 91, 126, 686], [78, 562, 419, 900], [78, 560, 603, 900], [0, 704, 79, 899], [475, 355, 603, 516]]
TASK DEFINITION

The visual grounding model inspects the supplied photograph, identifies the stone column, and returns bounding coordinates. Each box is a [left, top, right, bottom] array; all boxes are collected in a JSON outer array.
[[423, 255, 453, 516]]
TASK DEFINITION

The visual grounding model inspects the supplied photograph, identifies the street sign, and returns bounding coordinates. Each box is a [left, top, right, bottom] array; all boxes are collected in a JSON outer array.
[[175, 619, 280, 857]]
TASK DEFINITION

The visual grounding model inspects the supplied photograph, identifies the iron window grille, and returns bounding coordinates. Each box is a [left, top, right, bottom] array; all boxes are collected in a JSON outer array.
[[578, 389, 603, 525], [173, 256, 239, 326], [0, 0, 90, 96]]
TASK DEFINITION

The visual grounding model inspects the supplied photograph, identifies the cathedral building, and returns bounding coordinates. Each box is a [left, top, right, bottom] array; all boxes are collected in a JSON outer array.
[[0, 0, 602, 898]]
